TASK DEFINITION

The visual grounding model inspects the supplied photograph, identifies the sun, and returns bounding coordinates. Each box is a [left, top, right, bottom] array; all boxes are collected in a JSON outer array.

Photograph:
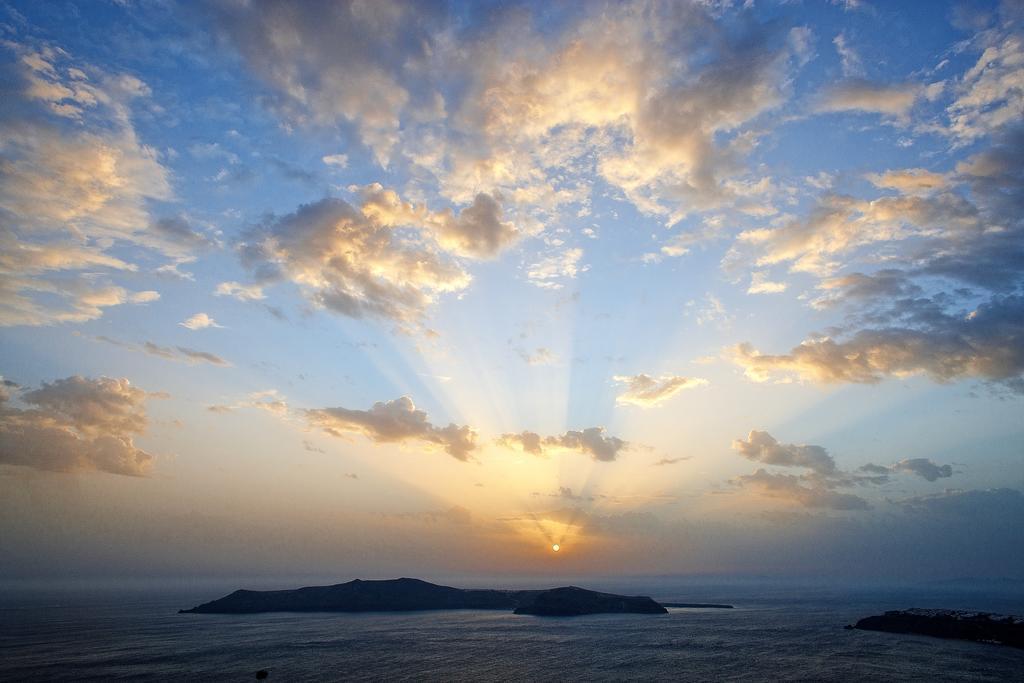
[[551, 543, 560, 552]]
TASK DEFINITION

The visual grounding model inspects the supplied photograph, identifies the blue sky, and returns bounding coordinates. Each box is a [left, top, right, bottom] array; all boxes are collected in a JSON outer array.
[[1, 0, 1022, 580]]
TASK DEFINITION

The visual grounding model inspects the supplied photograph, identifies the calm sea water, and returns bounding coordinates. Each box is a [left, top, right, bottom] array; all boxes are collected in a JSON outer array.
[[2, 579, 1023, 681]]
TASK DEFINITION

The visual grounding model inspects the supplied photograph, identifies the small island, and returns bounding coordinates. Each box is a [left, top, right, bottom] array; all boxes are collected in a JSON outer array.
[[513, 586, 666, 616], [850, 609, 1024, 649], [180, 578, 671, 617]]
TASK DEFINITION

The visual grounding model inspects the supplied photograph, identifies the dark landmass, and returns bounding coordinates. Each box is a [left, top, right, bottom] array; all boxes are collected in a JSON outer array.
[[661, 602, 734, 609], [180, 578, 668, 617], [851, 609, 1024, 649], [513, 586, 667, 616]]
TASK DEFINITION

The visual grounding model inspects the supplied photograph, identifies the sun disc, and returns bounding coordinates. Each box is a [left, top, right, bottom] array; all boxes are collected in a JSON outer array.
[[552, 543, 560, 552]]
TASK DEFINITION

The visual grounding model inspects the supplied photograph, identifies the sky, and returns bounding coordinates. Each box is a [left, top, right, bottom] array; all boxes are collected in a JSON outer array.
[[1, 0, 1023, 583]]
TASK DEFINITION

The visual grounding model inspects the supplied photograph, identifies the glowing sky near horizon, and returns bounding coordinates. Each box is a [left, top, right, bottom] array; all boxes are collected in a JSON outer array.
[[1, 0, 1022, 581]]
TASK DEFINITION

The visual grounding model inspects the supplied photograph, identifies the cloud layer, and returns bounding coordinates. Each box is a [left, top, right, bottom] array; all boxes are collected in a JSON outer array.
[[0, 374, 155, 475], [0, 41, 208, 326], [730, 430, 956, 511]]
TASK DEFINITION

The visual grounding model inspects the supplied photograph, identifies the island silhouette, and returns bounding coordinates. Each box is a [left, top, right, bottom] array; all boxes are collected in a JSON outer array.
[[849, 609, 1024, 649], [179, 578, 734, 616]]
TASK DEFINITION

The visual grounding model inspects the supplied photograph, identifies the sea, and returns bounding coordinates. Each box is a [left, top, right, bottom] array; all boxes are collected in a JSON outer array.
[[2, 577, 1023, 681]]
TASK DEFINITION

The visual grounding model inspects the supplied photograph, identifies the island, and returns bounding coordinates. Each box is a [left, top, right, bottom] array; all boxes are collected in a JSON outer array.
[[512, 586, 667, 616], [850, 609, 1024, 649], [180, 578, 670, 617]]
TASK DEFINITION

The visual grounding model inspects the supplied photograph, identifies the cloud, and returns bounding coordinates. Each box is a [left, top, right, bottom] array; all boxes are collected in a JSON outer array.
[[729, 123, 1023, 395], [727, 429, 960, 511], [215, 281, 265, 302], [733, 469, 871, 511], [497, 427, 627, 462], [518, 347, 557, 366], [689, 294, 733, 327], [737, 124, 1022, 288], [210, 1, 810, 230], [592, 14, 805, 218], [179, 313, 222, 330], [747, 271, 787, 294], [866, 168, 949, 195], [356, 183, 519, 259], [732, 294, 1024, 391], [728, 431, 880, 511], [130, 291, 160, 304], [736, 192, 975, 277], [0, 41, 192, 327], [810, 270, 923, 310], [613, 374, 708, 407], [897, 488, 1024, 516], [653, 456, 691, 466], [526, 248, 586, 290], [207, 390, 288, 417], [832, 32, 863, 78], [173, 347, 231, 367], [429, 192, 518, 259], [151, 216, 216, 252], [91, 335, 231, 367], [732, 430, 837, 475], [817, 80, 920, 120], [0, 273, 162, 327], [532, 486, 593, 502], [189, 141, 238, 164], [496, 430, 544, 456], [305, 396, 477, 461], [0, 374, 155, 476], [205, 0, 442, 166], [235, 194, 481, 325], [947, 31, 1024, 140], [322, 154, 348, 168], [856, 458, 955, 483], [891, 458, 954, 482]]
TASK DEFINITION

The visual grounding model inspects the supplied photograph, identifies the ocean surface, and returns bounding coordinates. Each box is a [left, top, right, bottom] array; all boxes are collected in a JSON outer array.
[[2, 578, 1023, 681]]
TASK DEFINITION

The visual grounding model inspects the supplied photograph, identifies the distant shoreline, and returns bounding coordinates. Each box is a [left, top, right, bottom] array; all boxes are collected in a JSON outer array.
[[661, 602, 734, 609]]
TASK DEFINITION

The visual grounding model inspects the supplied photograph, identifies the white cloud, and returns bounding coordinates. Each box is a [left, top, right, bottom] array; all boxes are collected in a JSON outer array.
[[322, 153, 349, 168], [947, 33, 1024, 140], [614, 374, 708, 407], [833, 32, 863, 78], [215, 281, 266, 302], [747, 271, 787, 294], [179, 313, 222, 330], [527, 248, 585, 289]]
